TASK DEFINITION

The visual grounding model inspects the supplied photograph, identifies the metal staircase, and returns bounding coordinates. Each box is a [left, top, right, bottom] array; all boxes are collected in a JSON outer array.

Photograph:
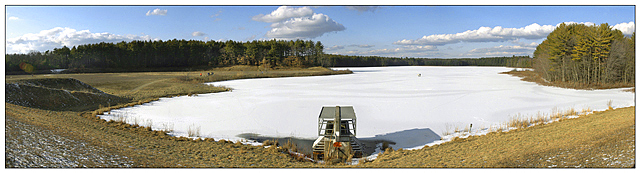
[[312, 135, 363, 159], [311, 106, 363, 160]]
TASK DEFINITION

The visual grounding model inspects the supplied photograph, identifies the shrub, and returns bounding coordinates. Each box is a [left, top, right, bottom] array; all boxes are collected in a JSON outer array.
[[144, 119, 153, 128], [114, 114, 127, 123], [281, 139, 298, 152], [160, 122, 174, 133], [187, 124, 201, 137], [262, 140, 278, 146], [131, 116, 140, 127]]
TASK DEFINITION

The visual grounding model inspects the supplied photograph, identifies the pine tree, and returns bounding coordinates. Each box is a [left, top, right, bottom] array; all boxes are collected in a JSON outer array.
[[546, 23, 572, 81]]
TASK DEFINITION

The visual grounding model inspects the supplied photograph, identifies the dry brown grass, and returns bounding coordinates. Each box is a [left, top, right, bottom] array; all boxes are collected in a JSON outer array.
[[5, 78, 130, 111], [6, 66, 633, 168], [175, 66, 351, 84], [6, 102, 319, 168], [262, 140, 279, 146], [501, 69, 634, 90], [358, 106, 635, 168], [4, 66, 351, 168], [6, 66, 350, 102], [440, 107, 592, 138], [159, 122, 175, 133], [187, 124, 202, 137]]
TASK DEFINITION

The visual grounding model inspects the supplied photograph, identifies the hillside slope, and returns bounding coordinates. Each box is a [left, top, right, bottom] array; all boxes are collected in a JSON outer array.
[[5, 78, 129, 111]]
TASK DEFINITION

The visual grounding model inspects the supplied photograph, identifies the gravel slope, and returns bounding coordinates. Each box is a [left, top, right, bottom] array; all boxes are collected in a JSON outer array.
[[5, 115, 134, 168]]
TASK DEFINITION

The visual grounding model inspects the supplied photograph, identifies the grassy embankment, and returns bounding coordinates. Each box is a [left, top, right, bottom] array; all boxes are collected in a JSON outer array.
[[5, 102, 319, 167], [5, 66, 350, 168], [357, 106, 635, 168]]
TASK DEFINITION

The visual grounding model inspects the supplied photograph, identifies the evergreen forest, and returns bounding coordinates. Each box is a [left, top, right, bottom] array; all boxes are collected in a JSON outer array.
[[324, 54, 531, 68], [5, 39, 325, 73], [533, 23, 635, 86], [6, 39, 530, 74]]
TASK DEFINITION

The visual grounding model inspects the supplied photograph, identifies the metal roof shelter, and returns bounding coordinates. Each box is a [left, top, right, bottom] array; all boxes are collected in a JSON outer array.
[[317, 106, 357, 137], [319, 106, 357, 119]]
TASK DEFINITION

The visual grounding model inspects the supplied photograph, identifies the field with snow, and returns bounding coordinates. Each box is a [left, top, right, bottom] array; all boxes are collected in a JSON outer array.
[[100, 66, 634, 151]]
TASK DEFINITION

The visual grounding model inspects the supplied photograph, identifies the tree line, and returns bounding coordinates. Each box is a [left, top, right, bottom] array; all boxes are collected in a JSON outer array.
[[6, 37, 533, 74], [533, 23, 635, 86], [324, 54, 532, 68], [5, 39, 325, 73]]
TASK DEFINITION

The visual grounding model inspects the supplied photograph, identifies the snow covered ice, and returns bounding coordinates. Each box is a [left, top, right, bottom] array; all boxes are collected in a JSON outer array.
[[101, 66, 635, 150]]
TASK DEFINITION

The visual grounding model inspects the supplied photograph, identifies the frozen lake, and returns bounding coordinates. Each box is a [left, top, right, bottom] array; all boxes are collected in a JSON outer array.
[[101, 66, 634, 149]]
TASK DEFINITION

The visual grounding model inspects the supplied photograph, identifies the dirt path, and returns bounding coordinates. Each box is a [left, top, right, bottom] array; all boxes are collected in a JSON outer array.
[[128, 79, 169, 93]]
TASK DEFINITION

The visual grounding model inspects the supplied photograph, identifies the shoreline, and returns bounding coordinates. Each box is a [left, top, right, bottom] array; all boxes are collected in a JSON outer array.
[[92, 66, 632, 158], [5, 66, 635, 167], [501, 69, 635, 91]]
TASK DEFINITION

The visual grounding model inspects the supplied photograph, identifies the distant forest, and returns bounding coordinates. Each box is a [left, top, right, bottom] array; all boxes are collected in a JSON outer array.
[[533, 23, 635, 85], [6, 39, 326, 73], [6, 39, 532, 74], [324, 54, 531, 68]]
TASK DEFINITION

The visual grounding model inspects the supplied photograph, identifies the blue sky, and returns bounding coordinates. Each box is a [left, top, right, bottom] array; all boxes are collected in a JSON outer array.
[[5, 4, 636, 58]]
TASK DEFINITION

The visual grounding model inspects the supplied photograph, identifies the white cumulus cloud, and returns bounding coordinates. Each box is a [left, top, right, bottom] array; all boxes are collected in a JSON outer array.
[[8, 16, 20, 20], [325, 45, 345, 51], [395, 21, 633, 47], [346, 45, 438, 56], [254, 6, 345, 40], [510, 39, 539, 48], [395, 23, 557, 46], [192, 31, 206, 37], [252, 6, 313, 23], [146, 8, 167, 16], [245, 35, 257, 41], [613, 21, 635, 36], [348, 44, 375, 48], [6, 27, 155, 54], [462, 45, 535, 57], [265, 13, 346, 39], [561, 21, 596, 27]]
